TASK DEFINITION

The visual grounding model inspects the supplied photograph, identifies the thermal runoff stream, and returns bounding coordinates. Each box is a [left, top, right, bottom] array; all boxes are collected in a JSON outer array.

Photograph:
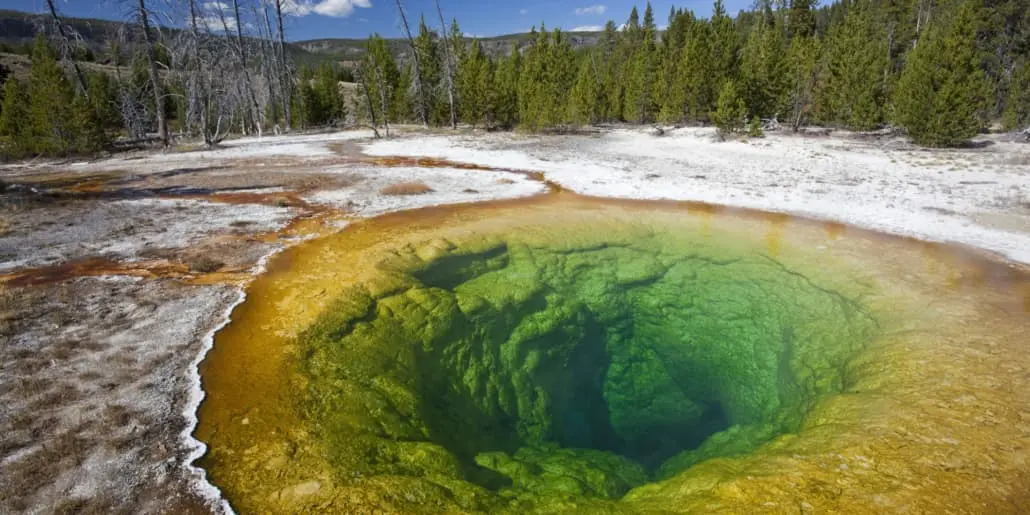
[[195, 194, 1030, 513]]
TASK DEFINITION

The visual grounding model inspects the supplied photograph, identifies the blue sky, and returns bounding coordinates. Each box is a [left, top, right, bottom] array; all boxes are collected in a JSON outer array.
[[6, 0, 751, 41]]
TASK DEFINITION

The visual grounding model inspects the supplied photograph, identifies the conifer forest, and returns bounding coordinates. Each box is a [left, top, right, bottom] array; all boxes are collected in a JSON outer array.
[[1, 0, 1029, 159]]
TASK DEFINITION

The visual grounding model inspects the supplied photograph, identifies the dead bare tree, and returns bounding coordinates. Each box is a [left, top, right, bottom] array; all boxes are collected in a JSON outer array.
[[110, 26, 148, 140], [132, 0, 169, 146], [230, 0, 263, 136], [43, 0, 89, 96], [211, 0, 262, 137], [355, 66, 382, 139], [435, 0, 457, 129], [257, 3, 282, 133], [183, 0, 217, 146], [395, 0, 429, 128], [272, 0, 293, 132]]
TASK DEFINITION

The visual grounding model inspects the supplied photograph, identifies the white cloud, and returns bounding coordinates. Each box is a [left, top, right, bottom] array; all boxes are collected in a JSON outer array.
[[574, 5, 606, 16], [571, 25, 603, 32], [519, 8, 528, 15], [281, 0, 371, 18], [200, 2, 236, 31]]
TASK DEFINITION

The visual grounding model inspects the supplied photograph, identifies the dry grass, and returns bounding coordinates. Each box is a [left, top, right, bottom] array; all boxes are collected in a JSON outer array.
[[188, 256, 224, 273], [380, 181, 435, 196]]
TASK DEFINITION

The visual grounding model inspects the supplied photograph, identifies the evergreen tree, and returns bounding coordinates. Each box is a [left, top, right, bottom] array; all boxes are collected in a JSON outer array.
[[672, 20, 715, 122], [518, 27, 575, 130], [72, 90, 105, 153], [414, 18, 445, 125], [739, 15, 789, 119], [298, 64, 346, 126], [569, 55, 602, 124], [1002, 60, 1030, 130], [600, 20, 622, 121], [709, 0, 739, 107], [894, 0, 991, 146], [788, 0, 818, 39], [623, 2, 660, 123], [492, 44, 521, 128], [785, 35, 822, 129], [361, 34, 401, 130], [0, 78, 30, 158], [457, 39, 493, 127], [819, 0, 889, 130], [394, 65, 414, 122], [27, 35, 76, 155], [518, 27, 547, 129], [712, 79, 747, 133]]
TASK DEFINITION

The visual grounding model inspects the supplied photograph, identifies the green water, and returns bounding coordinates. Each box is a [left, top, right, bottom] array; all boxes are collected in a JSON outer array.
[[299, 233, 878, 508]]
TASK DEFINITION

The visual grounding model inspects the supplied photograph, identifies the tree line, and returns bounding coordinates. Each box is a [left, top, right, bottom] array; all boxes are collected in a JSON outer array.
[[357, 0, 1028, 145], [0, 0, 355, 159], [1, 0, 1028, 160]]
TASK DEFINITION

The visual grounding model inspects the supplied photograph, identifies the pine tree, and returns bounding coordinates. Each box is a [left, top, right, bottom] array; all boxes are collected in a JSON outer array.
[[785, 35, 822, 130], [623, 2, 660, 123], [72, 91, 105, 153], [894, 0, 991, 146], [518, 27, 547, 130], [712, 80, 747, 134], [819, 0, 889, 130], [1002, 60, 1030, 130], [545, 28, 577, 127], [788, 0, 817, 40], [457, 39, 493, 127], [739, 15, 789, 119], [709, 0, 739, 108], [676, 20, 715, 121], [414, 18, 445, 125], [27, 35, 76, 155], [600, 20, 622, 121], [0, 78, 30, 158], [361, 34, 401, 130], [569, 55, 601, 125], [492, 44, 520, 128]]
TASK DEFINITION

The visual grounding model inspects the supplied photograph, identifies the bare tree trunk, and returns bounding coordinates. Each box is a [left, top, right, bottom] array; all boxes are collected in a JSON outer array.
[[435, 0, 457, 129], [137, 0, 168, 146], [369, 51, 391, 138], [226, 0, 262, 137], [259, 4, 280, 131], [44, 0, 89, 96], [356, 68, 381, 139], [395, 0, 429, 128], [186, 0, 212, 146], [274, 0, 292, 132]]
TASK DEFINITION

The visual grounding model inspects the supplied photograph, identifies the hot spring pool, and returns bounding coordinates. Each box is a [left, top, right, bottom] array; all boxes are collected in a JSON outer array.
[[196, 194, 1030, 513]]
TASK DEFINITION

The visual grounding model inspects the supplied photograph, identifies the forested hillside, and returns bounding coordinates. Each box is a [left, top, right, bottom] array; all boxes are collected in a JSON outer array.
[[0, 0, 1028, 161]]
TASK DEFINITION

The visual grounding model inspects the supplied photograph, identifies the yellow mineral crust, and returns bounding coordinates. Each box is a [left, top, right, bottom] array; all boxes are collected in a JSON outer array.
[[196, 193, 1030, 514]]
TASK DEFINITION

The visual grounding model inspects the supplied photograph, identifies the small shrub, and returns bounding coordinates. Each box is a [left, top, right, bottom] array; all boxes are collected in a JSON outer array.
[[747, 117, 764, 138], [380, 181, 434, 196], [711, 81, 746, 135], [189, 256, 224, 273]]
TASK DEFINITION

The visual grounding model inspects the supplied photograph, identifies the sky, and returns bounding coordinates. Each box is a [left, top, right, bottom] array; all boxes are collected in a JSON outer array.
[[5, 0, 752, 41]]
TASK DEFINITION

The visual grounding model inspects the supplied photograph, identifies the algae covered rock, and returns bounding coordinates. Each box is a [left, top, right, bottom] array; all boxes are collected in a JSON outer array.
[[297, 228, 877, 510]]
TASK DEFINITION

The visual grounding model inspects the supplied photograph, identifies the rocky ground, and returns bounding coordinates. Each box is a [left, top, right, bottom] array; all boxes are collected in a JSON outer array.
[[0, 125, 1028, 513]]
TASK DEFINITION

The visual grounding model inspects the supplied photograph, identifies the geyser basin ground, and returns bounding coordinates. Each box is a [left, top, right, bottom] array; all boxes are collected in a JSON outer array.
[[196, 194, 1030, 513]]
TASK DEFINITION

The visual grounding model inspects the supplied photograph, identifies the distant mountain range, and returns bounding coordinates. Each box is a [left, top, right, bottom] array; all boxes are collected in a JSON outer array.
[[0, 9, 604, 65]]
